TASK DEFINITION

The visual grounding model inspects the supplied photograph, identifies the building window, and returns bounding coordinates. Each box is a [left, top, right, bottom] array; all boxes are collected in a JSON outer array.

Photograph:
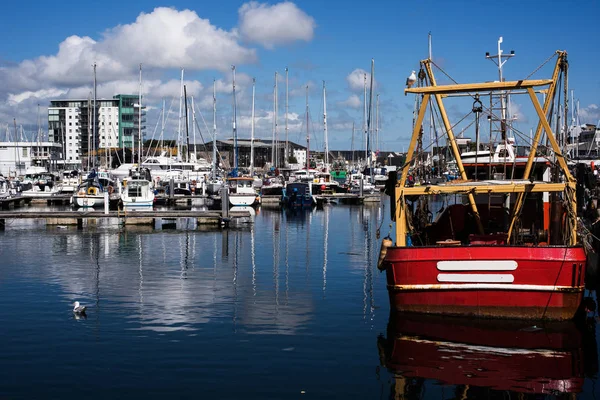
[[69, 122, 72, 126], [69, 116, 72, 119]]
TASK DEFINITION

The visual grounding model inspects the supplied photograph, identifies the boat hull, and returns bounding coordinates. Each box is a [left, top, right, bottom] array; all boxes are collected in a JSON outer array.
[[73, 195, 105, 208], [383, 245, 586, 320], [229, 194, 257, 207]]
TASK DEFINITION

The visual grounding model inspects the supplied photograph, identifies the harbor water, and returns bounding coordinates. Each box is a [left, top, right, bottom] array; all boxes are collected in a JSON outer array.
[[1, 199, 599, 399]]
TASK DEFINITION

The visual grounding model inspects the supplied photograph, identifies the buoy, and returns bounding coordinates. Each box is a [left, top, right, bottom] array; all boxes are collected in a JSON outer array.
[[87, 187, 97, 195], [107, 186, 114, 194], [377, 236, 393, 271]]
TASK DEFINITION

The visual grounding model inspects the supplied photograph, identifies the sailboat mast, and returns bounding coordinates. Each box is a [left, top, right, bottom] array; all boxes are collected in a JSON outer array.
[[351, 122, 355, 165], [285, 67, 289, 166], [273, 71, 278, 168], [184, 85, 190, 163], [232, 65, 238, 171], [250, 78, 256, 176], [363, 73, 367, 165], [323, 81, 329, 172], [368, 59, 375, 172], [192, 96, 197, 160], [138, 63, 142, 165], [212, 80, 217, 177], [177, 69, 184, 160], [376, 93, 380, 155], [93, 62, 97, 169], [161, 98, 165, 154], [305, 85, 310, 171]]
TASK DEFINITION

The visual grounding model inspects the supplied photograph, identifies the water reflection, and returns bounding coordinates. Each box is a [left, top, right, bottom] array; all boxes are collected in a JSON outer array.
[[378, 312, 597, 398]]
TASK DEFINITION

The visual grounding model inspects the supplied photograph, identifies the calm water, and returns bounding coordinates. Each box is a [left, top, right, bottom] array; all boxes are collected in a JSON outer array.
[[0, 199, 599, 399]]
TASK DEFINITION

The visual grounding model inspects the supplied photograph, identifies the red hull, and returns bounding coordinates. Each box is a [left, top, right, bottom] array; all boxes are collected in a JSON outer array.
[[383, 245, 586, 320], [378, 313, 587, 395]]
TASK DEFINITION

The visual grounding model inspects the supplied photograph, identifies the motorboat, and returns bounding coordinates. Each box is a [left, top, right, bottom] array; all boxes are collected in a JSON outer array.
[[227, 177, 258, 207], [121, 168, 155, 208]]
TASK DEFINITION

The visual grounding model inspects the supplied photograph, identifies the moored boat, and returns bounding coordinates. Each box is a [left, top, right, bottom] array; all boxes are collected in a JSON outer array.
[[227, 177, 258, 207], [379, 46, 586, 320], [121, 168, 155, 208]]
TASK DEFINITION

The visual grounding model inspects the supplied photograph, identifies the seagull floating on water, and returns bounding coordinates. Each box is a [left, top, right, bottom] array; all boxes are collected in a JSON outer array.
[[73, 301, 87, 314]]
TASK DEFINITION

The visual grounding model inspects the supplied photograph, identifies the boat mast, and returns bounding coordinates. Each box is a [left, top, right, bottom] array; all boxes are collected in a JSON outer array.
[[323, 81, 329, 172], [351, 122, 355, 165], [363, 73, 367, 165], [272, 71, 278, 168], [250, 78, 256, 176], [184, 85, 190, 163], [368, 59, 375, 174], [305, 85, 310, 171], [161, 98, 165, 156], [485, 37, 514, 140], [177, 69, 184, 161], [192, 96, 197, 161], [428, 32, 434, 164], [376, 93, 380, 156], [285, 67, 289, 167], [93, 62, 97, 170], [232, 65, 238, 171], [212, 80, 217, 177], [138, 63, 143, 166]]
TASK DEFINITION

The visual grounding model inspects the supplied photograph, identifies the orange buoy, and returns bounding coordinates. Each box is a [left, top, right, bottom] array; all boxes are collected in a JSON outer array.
[[377, 236, 393, 271]]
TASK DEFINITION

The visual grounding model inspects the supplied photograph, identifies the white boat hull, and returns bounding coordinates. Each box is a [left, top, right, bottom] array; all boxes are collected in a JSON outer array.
[[123, 199, 154, 207], [229, 194, 257, 207]]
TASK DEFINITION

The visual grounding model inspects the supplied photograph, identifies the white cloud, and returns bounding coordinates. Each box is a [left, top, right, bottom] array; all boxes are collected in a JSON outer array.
[[346, 68, 377, 92], [339, 94, 362, 109], [579, 104, 600, 123], [0, 7, 256, 95], [238, 1, 316, 49], [101, 7, 256, 71], [0, 7, 260, 128], [7, 88, 68, 105]]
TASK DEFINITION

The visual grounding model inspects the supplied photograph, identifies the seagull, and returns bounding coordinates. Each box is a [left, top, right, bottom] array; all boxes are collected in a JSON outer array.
[[406, 70, 417, 88], [73, 301, 87, 314]]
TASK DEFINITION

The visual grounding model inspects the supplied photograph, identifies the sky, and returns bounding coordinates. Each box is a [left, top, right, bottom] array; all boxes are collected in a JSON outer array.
[[0, 0, 599, 153]]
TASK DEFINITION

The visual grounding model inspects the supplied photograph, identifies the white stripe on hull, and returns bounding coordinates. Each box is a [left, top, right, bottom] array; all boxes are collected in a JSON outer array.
[[437, 273, 514, 283], [437, 260, 517, 271]]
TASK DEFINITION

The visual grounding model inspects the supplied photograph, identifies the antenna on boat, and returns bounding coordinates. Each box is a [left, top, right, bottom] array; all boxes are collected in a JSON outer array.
[[428, 31, 432, 60], [485, 37, 515, 141]]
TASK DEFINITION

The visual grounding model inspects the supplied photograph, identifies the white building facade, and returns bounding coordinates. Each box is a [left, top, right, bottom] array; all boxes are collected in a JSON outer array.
[[0, 142, 63, 177]]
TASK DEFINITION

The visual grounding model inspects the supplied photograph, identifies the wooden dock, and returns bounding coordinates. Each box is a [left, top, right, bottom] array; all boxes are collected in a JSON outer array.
[[0, 209, 252, 230], [0, 196, 32, 209]]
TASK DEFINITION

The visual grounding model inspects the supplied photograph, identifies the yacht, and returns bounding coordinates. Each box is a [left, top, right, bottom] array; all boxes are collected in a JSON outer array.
[[227, 177, 258, 206], [121, 168, 155, 208], [141, 154, 212, 182]]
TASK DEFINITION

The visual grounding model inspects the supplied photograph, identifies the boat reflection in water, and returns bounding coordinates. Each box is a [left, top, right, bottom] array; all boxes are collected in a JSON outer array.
[[378, 311, 598, 398]]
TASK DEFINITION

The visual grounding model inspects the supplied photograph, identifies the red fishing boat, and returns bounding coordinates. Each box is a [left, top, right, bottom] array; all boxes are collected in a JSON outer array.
[[379, 44, 586, 320], [377, 313, 591, 396]]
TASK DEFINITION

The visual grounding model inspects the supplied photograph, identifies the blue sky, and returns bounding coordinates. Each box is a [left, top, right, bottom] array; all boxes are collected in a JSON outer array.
[[0, 0, 598, 152]]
